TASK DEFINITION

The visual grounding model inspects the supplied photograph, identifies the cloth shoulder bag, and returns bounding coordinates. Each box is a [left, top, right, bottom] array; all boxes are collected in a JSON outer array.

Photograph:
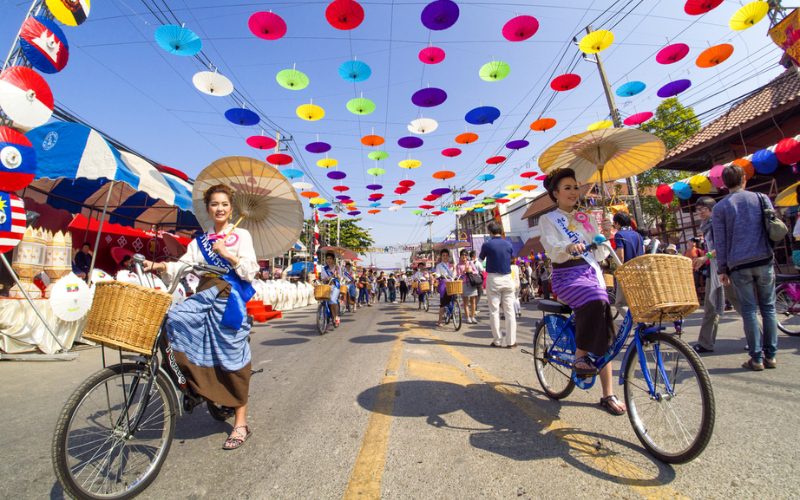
[[759, 193, 788, 243], [466, 263, 482, 287]]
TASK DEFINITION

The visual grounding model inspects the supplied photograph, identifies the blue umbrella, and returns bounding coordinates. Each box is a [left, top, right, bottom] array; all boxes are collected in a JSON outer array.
[[155, 24, 202, 56], [477, 173, 495, 181], [225, 107, 260, 126], [338, 60, 371, 82], [370, 202, 381, 207], [281, 168, 304, 179], [492, 192, 508, 198], [616, 81, 646, 97], [465, 106, 500, 125]]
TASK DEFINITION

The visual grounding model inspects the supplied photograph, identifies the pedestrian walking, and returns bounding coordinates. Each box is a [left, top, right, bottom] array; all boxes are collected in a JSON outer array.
[[399, 272, 409, 302], [388, 273, 397, 303], [457, 249, 479, 324], [510, 258, 522, 318], [479, 221, 516, 348], [358, 269, 371, 306], [434, 249, 456, 328]]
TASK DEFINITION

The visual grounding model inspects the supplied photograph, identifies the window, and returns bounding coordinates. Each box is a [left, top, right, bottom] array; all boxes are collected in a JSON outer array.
[[527, 216, 540, 228]]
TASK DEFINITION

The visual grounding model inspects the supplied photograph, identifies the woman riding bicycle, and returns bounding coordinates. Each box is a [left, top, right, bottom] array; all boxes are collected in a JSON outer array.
[[540, 168, 626, 416], [144, 184, 259, 449], [434, 249, 456, 327], [320, 252, 342, 326]]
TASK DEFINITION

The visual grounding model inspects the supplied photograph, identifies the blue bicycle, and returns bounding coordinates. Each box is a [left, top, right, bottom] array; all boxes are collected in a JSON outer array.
[[442, 295, 462, 331], [532, 245, 715, 464]]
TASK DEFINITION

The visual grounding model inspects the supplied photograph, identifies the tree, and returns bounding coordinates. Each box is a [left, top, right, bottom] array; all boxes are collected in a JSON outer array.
[[637, 97, 701, 231], [299, 217, 374, 251]]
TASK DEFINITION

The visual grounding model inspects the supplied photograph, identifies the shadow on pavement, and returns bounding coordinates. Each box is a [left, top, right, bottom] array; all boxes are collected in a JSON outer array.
[[260, 337, 310, 346], [349, 335, 397, 344]]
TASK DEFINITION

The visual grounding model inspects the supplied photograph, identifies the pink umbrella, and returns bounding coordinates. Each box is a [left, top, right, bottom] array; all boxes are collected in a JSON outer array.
[[656, 43, 689, 64], [623, 111, 654, 126], [550, 73, 581, 91], [709, 164, 725, 189], [442, 147, 461, 157], [502, 15, 539, 42], [248, 12, 287, 40], [419, 46, 445, 64], [246, 135, 277, 150]]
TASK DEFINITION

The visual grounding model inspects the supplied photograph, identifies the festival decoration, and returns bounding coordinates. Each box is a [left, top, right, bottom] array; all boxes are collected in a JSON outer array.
[[696, 43, 734, 68], [267, 153, 292, 166], [431, 187, 450, 195], [442, 147, 461, 157], [419, 46, 446, 64], [281, 168, 303, 179], [729, 1, 769, 31], [317, 157, 338, 168], [657, 79, 692, 98], [709, 164, 725, 189], [0, 192, 25, 254], [367, 167, 386, 176], [346, 96, 376, 115], [398, 159, 421, 169], [733, 158, 755, 179], [550, 73, 581, 91], [530, 117, 557, 131], [294, 182, 314, 190], [361, 134, 384, 146], [338, 60, 371, 82], [0, 66, 54, 130], [247, 135, 277, 150], [468, 189, 483, 196], [506, 139, 529, 150], [432, 170, 455, 180], [769, 9, 800, 65], [225, 107, 260, 126], [673, 181, 692, 200], [689, 174, 712, 194], [398, 136, 423, 149], [411, 87, 447, 107], [276, 67, 310, 90], [408, 117, 438, 134], [455, 132, 478, 144], [309, 197, 328, 205], [684, 0, 722, 15], [50, 272, 91, 321], [421, 0, 460, 30], [502, 15, 539, 42], [19, 16, 69, 74], [656, 184, 674, 204], [399, 180, 415, 187], [326, 0, 365, 30], [465, 106, 500, 125], [46, 0, 90, 26], [616, 81, 646, 97], [477, 174, 495, 181], [155, 24, 202, 56], [752, 148, 778, 174], [333, 185, 350, 192], [306, 141, 331, 153], [297, 102, 325, 121], [0, 126, 36, 191], [587, 120, 613, 131], [248, 11, 287, 40], [479, 61, 511, 82], [368, 150, 389, 160], [192, 70, 234, 96], [623, 112, 653, 126], [578, 30, 614, 54], [656, 43, 689, 64], [486, 156, 506, 165], [520, 185, 537, 192], [776, 137, 800, 165]]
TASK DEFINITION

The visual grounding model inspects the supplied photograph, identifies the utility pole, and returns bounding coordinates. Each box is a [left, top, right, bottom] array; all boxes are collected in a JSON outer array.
[[450, 185, 465, 242]]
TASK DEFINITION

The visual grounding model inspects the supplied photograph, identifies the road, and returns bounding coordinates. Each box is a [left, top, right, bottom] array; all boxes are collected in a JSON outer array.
[[1, 296, 799, 499]]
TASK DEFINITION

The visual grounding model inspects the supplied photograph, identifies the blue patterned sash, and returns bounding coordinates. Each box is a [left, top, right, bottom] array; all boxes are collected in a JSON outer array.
[[196, 233, 255, 329]]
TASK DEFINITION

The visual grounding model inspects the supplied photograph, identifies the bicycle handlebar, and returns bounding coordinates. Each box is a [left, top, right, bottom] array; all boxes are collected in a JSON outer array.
[[132, 253, 229, 295]]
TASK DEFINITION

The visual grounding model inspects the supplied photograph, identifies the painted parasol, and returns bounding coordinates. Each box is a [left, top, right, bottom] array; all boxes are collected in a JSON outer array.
[[479, 61, 511, 82], [346, 96, 376, 115], [411, 87, 447, 107], [684, 0, 723, 15], [477, 174, 495, 181], [551, 73, 581, 91], [361, 134, 384, 146], [615, 81, 645, 97], [657, 79, 692, 98], [246, 135, 277, 150], [0, 126, 36, 191], [0, 66, 54, 130], [276, 68, 310, 90], [297, 102, 325, 121], [506, 139, 529, 150], [623, 111, 653, 126], [418, 46, 446, 64], [267, 153, 292, 166], [193, 70, 234, 96], [578, 30, 614, 54], [696, 43, 734, 68], [248, 11, 287, 40], [397, 136, 423, 149], [455, 132, 478, 144], [421, 0, 460, 30], [326, 0, 365, 30], [19, 16, 69, 74], [729, 1, 769, 31], [306, 141, 331, 153], [320, 245, 359, 261], [155, 24, 202, 56], [368, 150, 389, 160], [656, 43, 689, 64], [50, 272, 91, 321], [587, 120, 613, 131], [486, 155, 506, 165], [338, 60, 371, 82], [502, 15, 539, 42], [442, 147, 461, 157], [225, 107, 260, 126], [775, 181, 800, 207], [399, 180, 415, 187], [327, 170, 347, 180], [280, 168, 303, 179], [465, 106, 500, 125], [46, 0, 91, 26], [316, 157, 338, 168], [398, 159, 422, 169], [408, 117, 438, 134], [432, 170, 455, 180], [530, 117, 557, 131], [520, 171, 538, 179], [367, 167, 386, 176]]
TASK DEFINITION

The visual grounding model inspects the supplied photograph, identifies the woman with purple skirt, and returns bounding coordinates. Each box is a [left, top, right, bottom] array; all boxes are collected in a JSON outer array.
[[540, 168, 626, 416]]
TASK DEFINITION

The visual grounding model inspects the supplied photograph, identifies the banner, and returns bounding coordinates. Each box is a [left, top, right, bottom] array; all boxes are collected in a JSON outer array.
[[770, 9, 800, 64]]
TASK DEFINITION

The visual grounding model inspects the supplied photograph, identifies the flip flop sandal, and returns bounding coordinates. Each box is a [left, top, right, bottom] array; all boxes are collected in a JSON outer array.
[[600, 395, 626, 416], [223, 425, 251, 450], [573, 355, 598, 376]]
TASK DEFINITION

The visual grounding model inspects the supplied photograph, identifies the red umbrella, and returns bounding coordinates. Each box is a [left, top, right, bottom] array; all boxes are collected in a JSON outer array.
[[267, 153, 293, 166], [423, 194, 438, 202], [399, 180, 415, 187], [520, 171, 538, 179], [486, 155, 506, 165], [419, 46, 446, 64], [248, 11, 287, 40], [0, 66, 54, 129], [684, 0, 723, 16], [530, 117, 556, 131], [156, 164, 189, 181], [395, 187, 409, 194], [325, 213, 338, 218], [431, 210, 444, 216], [656, 43, 690, 64], [495, 198, 510, 204], [326, 0, 365, 30], [550, 73, 581, 91], [442, 147, 462, 157], [369, 193, 384, 200], [419, 204, 435, 210], [333, 185, 350, 192], [502, 15, 539, 42], [246, 135, 277, 150]]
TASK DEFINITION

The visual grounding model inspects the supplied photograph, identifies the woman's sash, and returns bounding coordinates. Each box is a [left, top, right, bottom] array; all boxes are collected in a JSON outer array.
[[547, 211, 606, 290], [196, 233, 255, 329]]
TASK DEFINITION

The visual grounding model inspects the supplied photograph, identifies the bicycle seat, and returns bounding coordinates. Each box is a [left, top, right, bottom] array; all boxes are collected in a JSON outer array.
[[538, 299, 572, 315], [775, 274, 799, 283]]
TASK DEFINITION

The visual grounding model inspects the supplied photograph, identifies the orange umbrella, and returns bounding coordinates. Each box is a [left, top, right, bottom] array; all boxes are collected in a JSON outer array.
[[432, 170, 455, 180], [361, 134, 385, 146], [696, 43, 734, 68], [732, 157, 755, 179], [520, 184, 538, 192], [368, 209, 381, 214], [468, 189, 484, 196], [300, 191, 319, 199], [530, 117, 557, 132], [392, 199, 406, 205], [455, 132, 479, 144]]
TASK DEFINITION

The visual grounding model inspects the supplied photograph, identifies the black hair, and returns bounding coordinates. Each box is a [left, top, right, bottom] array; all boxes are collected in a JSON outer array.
[[469, 250, 476, 258], [613, 212, 631, 227], [325, 252, 335, 260], [722, 164, 745, 189], [543, 168, 577, 202], [459, 249, 469, 257], [486, 221, 502, 236], [696, 196, 716, 209]]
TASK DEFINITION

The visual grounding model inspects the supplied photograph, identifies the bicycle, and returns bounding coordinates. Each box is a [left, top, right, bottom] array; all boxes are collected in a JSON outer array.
[[52, 255, 236, 500], [531, 243, 715, 464], [316, 298, 335, 335], [442, 296, 462, 331], [775, 273, 800, 336]]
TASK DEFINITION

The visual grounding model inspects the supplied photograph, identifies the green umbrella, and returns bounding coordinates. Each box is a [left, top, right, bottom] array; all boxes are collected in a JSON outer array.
[[276, 67, 309, 90], [367, 167, 386, 176], [346, 96, 376, 115], [447, 206, 459, 212], [482, 197, 495, 204], [413, 209, 424, 215], [479, 60, 511, 82], [368, 150, 389, 161]]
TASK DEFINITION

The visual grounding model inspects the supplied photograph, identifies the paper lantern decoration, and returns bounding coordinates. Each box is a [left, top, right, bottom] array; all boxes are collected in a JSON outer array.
[[689, 174, 712, 194], [346, 97, 376, 115], [752, 148, 778, 174], [419, 46, 446, 64], [455, 132, 478, 144], [368, 150, 389, 160], [0, 192, 26, 254], [225, 107, 259, 126], [673, 181, 692, 200], [19, 16, 70, 74], [656, 184, 674, 204], [276, 68, 310, 90], [684, 0, 723, 15], [709, 164, 726, 189], [656, 43, 689, 65], [578, 30, 614, 54], [297, 102, 325, 121], [732, 158, 755, 180], [479, 61, 511, 82], [46, 0, 91, 26], [775, 137, 800, 165], [696, 44, 734, 68], [326, 0, 365, 30], [306, 141, 331, 153], [361, 134, 385, 146], [502, 15, 539, 42], [338, 60, 371, 82], [530, 117, 557, 131], [0, 126, 36, 191], [247, 135, 277, 150], [421, 0, 460, 31], [248, 11, 287, 40], [729, 1, 769, 31], [551, 74, 581, 91], [442, 147, 461, 157], [616, 81, 646, 97]]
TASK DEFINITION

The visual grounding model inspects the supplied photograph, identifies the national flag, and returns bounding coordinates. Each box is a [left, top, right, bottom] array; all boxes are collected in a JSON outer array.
[[0, 192, 26, 253], [19, 16, 70, 74], [0, 126, 36, 191]]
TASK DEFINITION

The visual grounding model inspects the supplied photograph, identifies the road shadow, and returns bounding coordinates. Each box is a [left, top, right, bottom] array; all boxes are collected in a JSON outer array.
[[403, 335, 494, 350], [260, 337, 310, 346], [349, 335, 397, 344], [174, 407, 231, 440]]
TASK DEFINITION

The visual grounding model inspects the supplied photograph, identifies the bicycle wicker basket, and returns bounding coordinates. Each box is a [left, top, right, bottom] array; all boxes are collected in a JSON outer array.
[[314, 284, 332, 301], [82, 281, 173, 355], [445, 280, 463, 296], [419, 281, 431, 292], [615, 254, 699, 323]]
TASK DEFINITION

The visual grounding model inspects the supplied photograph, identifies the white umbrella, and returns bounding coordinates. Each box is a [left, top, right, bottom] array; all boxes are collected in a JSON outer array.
[[192, 70, 234, 97], [408, 117, 438, 135]]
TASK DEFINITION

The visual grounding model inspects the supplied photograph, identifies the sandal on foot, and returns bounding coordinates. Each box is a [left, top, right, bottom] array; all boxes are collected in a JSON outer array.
[[223, 425, 251, 450], [573, 355, 598, 376], [600, 395, 626, 416]]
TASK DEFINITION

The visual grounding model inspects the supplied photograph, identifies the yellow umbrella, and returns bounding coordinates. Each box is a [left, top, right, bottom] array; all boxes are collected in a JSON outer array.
[[398, 159, 422, 169], [309, 197, 328, 205], [507, 193, 522, 199], [688, 174, 712, 195], [296, 102, 325, 121], [587, 119, 613, 131], [578, 30, 614, 54], [316, 157, 338, 168], [505, 184, 522, 191], [775, 181, 800, 207], [729, 1, 769, 31]]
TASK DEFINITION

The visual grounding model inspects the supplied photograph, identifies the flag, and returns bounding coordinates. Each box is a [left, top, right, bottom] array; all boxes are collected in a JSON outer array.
[[0, 192, 26, 253]]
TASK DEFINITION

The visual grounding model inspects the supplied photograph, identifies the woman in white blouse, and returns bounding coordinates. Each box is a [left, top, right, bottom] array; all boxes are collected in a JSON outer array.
[[434, 249, 456, 327], [540, 168, 626, 416]]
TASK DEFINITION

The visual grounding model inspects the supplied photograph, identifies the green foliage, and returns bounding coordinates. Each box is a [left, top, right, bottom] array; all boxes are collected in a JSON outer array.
[[299, 217, 374, 252]]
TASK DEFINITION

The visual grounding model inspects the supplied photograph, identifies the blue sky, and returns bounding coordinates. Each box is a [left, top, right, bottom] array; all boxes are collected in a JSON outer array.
[[0, 0, 786, 245]]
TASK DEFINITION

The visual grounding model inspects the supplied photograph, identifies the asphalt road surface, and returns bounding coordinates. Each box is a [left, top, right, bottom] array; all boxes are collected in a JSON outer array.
[[2, 296, 799, 499]]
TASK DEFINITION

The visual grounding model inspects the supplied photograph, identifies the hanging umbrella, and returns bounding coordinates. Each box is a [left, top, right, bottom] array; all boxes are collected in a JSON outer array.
[[505, 184, 521, 191], [578, 30, 614, 54], [455, 132, 478, 144], [419, 46, 446, 64], [276, 68, 310, 90], [479, 61, 511, 82], [469, 189, 483, 196], [348, 210, 361, 216], [775, 181, 800, 207], [520, 171, 537, 179], [419, 204, 435, 210], [432, 170, 455, 180], [309, 197, 328, 205], [192, 70, 234, 96], [657, 79, 691, 98], [389, 206, 401, 212], [431, 187, 450, 196], [367, 184, 383, 191], [155, 24, 202, 56], [361, 134, 385, 146], [623, 111, 653, 126], [656, 43, 689, 64], [297, 102, 325, 121], [50, 273, 91, 322], [684, 0, 723, 15], [338, 60, 371, 82], [45, 0, 90, 26], [246, 135, 277, 150], [317, 157, 338, 168], [502, 15, 539, 42], [393, 199, 407, 205], [281, 168, 303, 179], [0, 126, 36, 191], [442, 147, 461, 157], [326, 0, 365, 30], [346, 96, 376, 115], [729, 1, 769, 31], [192, 157, 302, 259], [398, 159, 422, 169], [294, 182, 314, 190], [520, 185, 537, 192], [696, 43, 734, 68], [300, 190, 319, 198], [408, 117, 438, 134], [397, 136, 423, 149], [368, 150, 389, 160], [486, 155, 506, 165], [465, 106, 500, 125], [267, 153, 292, 166], [506, 139, 529, 150], [0, 66, 54, 130], [248, 11, 287, 40], [306, 141, 331, 153], [333, 185, 350, 192], [327, 171, 347, 180], [530, 117, 557, 131], [421, 0, 460, 31], [367, 167, 386, 176], [615, 81, 646, 97], [551, 73, 581, 91], [19, 16, 69, 74], [587, 120, 613, 131], [399, 180, 415, 187], [411, 87, 447, 107], [477, 174, 495, 181], [368, 209, 381, 214], [225, 107, 260, 126]]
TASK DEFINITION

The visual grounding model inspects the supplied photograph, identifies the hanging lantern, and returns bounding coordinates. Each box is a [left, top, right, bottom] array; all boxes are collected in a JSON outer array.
[[752, 148, 778, 174], [709, 165, 726, 189], [775, 137, 800, 165], [732, 158, 755, 180], [689, 174, 712, 194]]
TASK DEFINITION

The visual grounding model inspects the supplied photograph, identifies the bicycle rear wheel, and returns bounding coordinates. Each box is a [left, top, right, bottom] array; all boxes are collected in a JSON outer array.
[[316, 303, 329, 335], [775, 284, 800, 336], [53, 363, 177, 500], [533, 320, 575, 399], [624, 332, 715, 464], [452, 301, 462, 331], [423, 294, 430, 312]]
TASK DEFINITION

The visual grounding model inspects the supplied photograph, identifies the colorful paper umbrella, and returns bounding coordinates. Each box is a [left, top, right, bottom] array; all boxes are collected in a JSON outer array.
[[709, 164, 726, 189], [247, 135, 277, 150], [346, 96, 376, 115], [318, 206, 333, 212], [367, 184, 383, 191], [520, 171, 537, 179], [293, 182, 314, 190], [431, 187, 451, 195], [431, 210, 444, 216], [419, 204, 435, 210], [505, 184, 521, 191], [155, 25, 202, 56], [412, 209, 424, 215], [395, 186, 409, 194], [297, 102, 325, 121], [486, 156, 506, 165], [0, 66, 53, 129], [535, 174, 547, 181], [502, 15, 539, 42], [309, 197, 328, 205], [0, 126, 36, 191], [399, 159, 422, 169], [495, 198, 511, 204], [578, 30, 614, 54], [325, 213, 338, 218], [656, 43, 689, 65], [530, 117, 557, 131], [393, 199, 407, 205], [327, 171, 347, 180], [775, 181, 800, 207], [45, 0, 90, 26], [657, 79, 691, 98], [419, 46, 446, 64], [399, 180, 415, 187], [479, 61, 511, 82], [326, 0, 365, 30], [389, 205, 401, 212], [368, 150, 389, 160], [752, 148, 778, 174], [684, 0, 723, 15], [673, 181, 692, 200], [473, 203, 485, 209], [225, 107, 260, 126], [442, 147, 461, 157], [587, 120, 613, 131], [696, 43, 734, 68], [689, 174, 712, 194], [424, 195, 440, 201], [408, 118, 438, 134], [616, 81, 646, 97], [398, 136, 424, 149], [551, 73, 581, 91], [520, 185, 537, 192], [468, 189, 483, 195], [348, 211, 362, 216], [623, 111, 653, 126], [411, 87, 447, 107], [506, 139, 529, 150], [193, 70, 234, 96], [306, 141, 331, 153], [248, 11, 287, 40], [338, 60, 372, 82], [276, 68, 310, 90], [335, 195, 351, 201], [775, 137, 800, 165], [421, 0, 460, 30], [455, 132, 478, 144], [367, 167, 386, 176], [19, 16, 69, 74], [281, 168, 303, 179], [656, 184, 674, 204], [361, 134, 384, 146], [301, 191, 320, 199], [433, 170, 455, 180], [333, 185, 350, 192], [267, 153, 293, 166], [317, 157, 338, 168], [729, 1, 769, 31], [460, 196, 474, 201], [477, 174, 495, 181], [465, 106, 500, 125], [0, 191, 26, 253]]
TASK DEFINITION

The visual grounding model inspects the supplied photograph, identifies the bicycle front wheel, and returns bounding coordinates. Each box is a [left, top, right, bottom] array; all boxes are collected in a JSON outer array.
[[317, 303, 329, 335], [423, 294, 430, 312], [52, 363, 177, 500], [624, 332, 715, 464], [775, 284, 800, 336], [452, 302, 462, 331]]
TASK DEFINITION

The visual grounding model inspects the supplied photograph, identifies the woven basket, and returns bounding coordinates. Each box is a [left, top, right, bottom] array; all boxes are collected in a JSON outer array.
[[603, 274, 615, 288], [411, 281, 418, 290], [615, 254, 699, 323], [340, 285, 348, 295], [445, 280, 463, 296], [419, 281, 431, 292], [314, 284, 332, 301], [82, 281, 173, 355]]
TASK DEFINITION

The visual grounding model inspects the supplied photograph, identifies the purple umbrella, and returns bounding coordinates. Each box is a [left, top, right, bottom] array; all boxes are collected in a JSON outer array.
[[327, 170, 347, 180], [367, 184, 383, 190], [411, 87, 447, 108], [431, 187, 451, 196], [657, 79, 692, 98], [421, 0, 460, 31], [398, 136, 424, 149], [336, 195, 352, 201], [318, 207, 333, 213], [305, 141, 331, 153], [460, 196, 475, 201], [348, 211, 361, 216], [506, 139, 529, 150]]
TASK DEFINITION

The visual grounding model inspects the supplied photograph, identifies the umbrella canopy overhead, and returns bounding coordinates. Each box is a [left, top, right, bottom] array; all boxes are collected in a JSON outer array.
[[45, 0, 91, 26], [326, 0, 365, 30], [0, 66, 54, 130], [421, 0, 460, 31], [465, 106, 500, 125], [192, 156, 303, 259], [346, 96, 376, 115], [479, 61, 511, 82], [408, 117, 438, 134], [225, 107, 260, 126], [192, 70, 234, 96], [578, 30, 614, 54], [248, 11, 287, 40], [411, 87, 447, 107], [276, 68, 310, 90], [775, 181, 800, 207], [418, 46, 446, 64], [696, 43, 734, 68], [729, 1, 769, 31], [656, 43, 689, 64], [338, 60, 372, 82], [155, 24, 202, 56], [502, 15, 539, 42], [615, 81, 646, 97], [246, 135, 277, 150], [305, 141, 331, 153]]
